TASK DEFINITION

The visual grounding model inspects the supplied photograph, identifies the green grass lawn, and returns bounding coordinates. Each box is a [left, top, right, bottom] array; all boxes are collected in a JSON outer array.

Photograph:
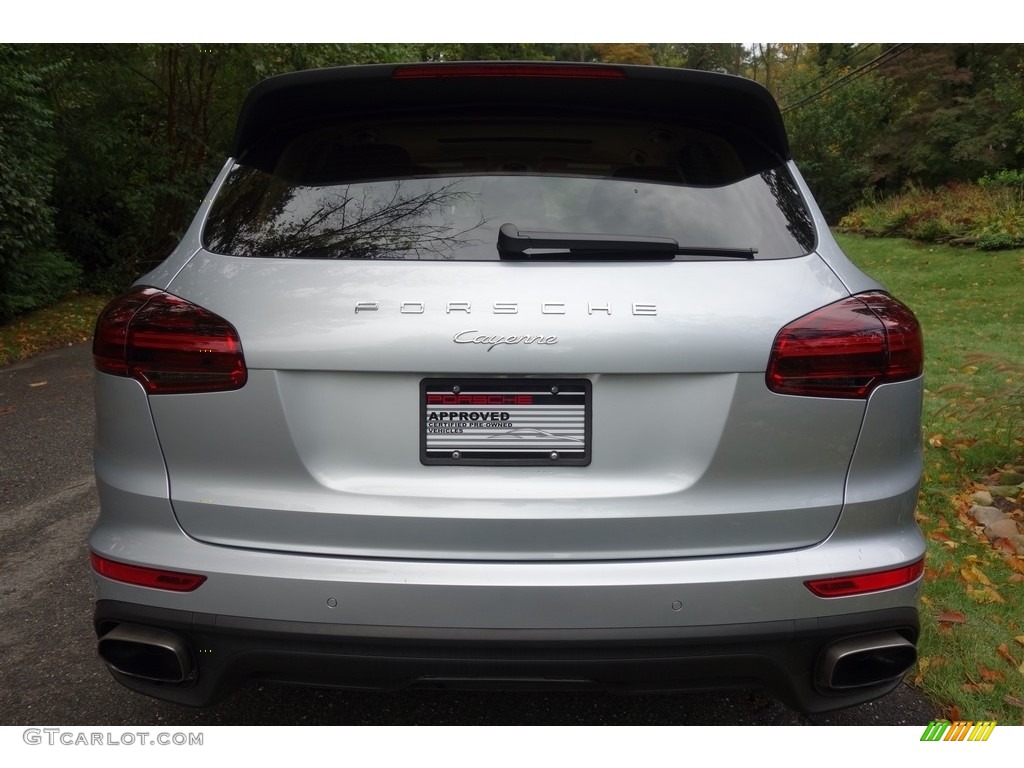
[[837, 233, 1024, 723]]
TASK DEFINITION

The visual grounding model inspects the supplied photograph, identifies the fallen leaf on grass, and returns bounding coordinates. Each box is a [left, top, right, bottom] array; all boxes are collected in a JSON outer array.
[[997, 643, 1021, 668], [961, 565, 993, 585], [979, 665, 1005, 683], [994, 538, 1019, 554], [1005, 695, 1024, 709], [928, 434, 945, 448], [928, 530, 958, 548], [963, 683, 995, 694], [990, 588, 1013, 607], [967, 586, 1005, 604], [915, 656, 949, 685], [1014, 636, 1024, 647], [938, 611, 966, 624]]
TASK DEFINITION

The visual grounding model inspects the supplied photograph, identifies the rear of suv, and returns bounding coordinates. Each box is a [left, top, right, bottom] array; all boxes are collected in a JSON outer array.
[[90, 62, 925, 713]]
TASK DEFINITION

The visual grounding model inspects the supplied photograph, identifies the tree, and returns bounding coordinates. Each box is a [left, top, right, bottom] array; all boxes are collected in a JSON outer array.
[[47, 44, 423, 292], [779, 46, 896, 221], [872, 44, 1024, 190], [647, 44, 744, 73], [591, 44, 655, 65], [0, 45, 79, 321]]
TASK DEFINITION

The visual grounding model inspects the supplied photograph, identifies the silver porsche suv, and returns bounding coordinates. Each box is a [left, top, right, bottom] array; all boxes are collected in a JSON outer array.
[[89, 62, 925, 713]]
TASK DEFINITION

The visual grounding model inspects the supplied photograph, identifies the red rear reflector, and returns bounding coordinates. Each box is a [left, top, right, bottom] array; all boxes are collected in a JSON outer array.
[[805, 559, 924, 598], [90, 552, 207, 592], [393, 63, 626, 80], [766, 291, 922, 398], [94, 287, 247, 394]]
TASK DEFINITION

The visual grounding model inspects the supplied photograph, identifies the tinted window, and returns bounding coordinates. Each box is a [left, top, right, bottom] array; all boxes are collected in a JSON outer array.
[[204, 117, 815, 260]]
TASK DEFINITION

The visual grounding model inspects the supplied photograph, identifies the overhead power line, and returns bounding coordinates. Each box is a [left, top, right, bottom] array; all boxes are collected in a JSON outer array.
[[780, 44, 913, 114], [775, 43, 882, 104]]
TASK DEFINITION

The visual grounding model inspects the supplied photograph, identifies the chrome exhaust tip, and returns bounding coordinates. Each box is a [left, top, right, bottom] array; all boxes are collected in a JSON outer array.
[[98, 624, 193, 683], [820, 632, 916, 690]]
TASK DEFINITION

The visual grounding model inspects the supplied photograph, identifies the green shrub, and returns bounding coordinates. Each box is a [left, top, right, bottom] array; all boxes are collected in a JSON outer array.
[[0, 251, 81, 321], [978, 168, 1024, 191], [838, 179, 1024, 251], [975, 232, 1024, 250]]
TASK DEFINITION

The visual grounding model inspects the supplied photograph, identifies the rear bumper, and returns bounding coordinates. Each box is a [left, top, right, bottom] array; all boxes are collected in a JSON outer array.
[[95, 600, 918, 713]]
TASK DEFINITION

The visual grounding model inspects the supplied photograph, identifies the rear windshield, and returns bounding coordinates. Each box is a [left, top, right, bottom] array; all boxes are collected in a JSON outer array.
[[204, 116, 816, 261]]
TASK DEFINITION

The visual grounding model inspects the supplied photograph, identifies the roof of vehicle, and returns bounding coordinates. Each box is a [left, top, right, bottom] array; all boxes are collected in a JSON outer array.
[[231, 62, 790, 169]]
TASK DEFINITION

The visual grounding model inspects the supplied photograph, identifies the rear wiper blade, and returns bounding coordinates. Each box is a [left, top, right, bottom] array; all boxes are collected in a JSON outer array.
[[498, 223, 677, 259], [497, 223, 758, 261]]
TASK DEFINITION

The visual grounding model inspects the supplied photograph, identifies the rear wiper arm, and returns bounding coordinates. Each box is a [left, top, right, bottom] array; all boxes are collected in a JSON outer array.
[[497, 223, 758, 261]]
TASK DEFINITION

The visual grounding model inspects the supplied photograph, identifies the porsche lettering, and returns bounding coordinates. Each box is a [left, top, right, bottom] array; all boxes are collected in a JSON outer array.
[[427, 394, 533, 405], [354, 301, 658, 316]]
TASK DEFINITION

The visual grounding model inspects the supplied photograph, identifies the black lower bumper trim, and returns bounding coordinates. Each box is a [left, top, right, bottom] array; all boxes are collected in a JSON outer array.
[[94, 601, 918, 713]]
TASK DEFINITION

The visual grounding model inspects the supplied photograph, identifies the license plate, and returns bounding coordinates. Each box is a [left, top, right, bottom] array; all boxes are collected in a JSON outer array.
[[421, 379, 591, 466]]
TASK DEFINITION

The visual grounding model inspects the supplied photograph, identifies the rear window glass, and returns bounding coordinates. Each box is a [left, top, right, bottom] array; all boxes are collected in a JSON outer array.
[[203, 117, 816, 260]]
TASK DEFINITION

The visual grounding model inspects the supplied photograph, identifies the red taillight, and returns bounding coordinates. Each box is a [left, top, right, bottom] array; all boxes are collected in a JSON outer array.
[[93, 287, 247, 394], [90, 552, 207, 592], [392, 63, 626, 80], [805, 559, 924, 598], [766, 291, 922, 399]]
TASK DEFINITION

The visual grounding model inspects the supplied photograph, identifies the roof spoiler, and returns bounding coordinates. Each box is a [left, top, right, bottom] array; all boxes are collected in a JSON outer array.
[[231, 62, 790, 169]]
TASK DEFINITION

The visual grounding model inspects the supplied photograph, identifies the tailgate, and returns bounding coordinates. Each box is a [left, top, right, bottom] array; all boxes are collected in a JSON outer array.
[[148, 252, 865, 561]]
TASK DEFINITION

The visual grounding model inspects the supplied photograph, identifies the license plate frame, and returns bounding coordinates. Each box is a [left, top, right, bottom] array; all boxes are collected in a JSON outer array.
[[421, 378, 592, 466]]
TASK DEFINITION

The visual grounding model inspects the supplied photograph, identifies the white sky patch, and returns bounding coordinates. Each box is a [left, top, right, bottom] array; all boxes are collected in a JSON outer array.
[[3, 1, 1012, 43]]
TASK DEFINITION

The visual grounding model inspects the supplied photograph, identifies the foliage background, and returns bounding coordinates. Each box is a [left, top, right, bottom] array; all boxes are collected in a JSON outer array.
[[1, 43, 1022, 319]]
